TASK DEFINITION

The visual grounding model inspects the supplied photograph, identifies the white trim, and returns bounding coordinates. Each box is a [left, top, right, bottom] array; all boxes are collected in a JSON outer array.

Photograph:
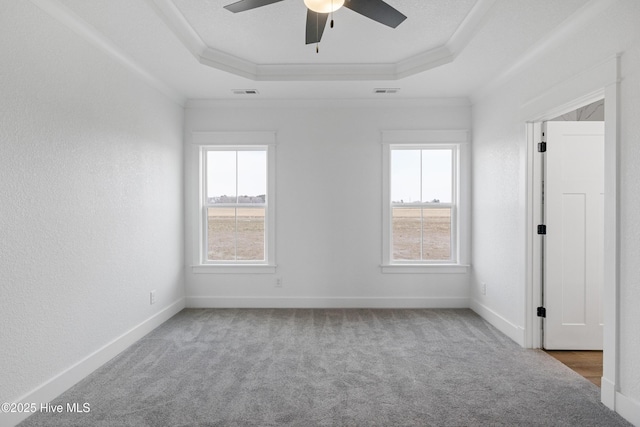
[[185, 98, 472, 110], [380, 264, 469, 274], [525, 91, 607, 124], [191, 265, 276, 274], [601, 377, 616, 409], [2, 298, 185, 427], [381, 129, 469, 144], [525, 122, 543, 349], [29, 0, 184, 106], [519, 55, 618, 121], [192, 131, 276, 146], [446, 0, 497, 54], [472, 0, 617, 103], [186, 296, 470, 309], [394, 46, 455, 80], [148, 0, 495, 81], [190, 132, 277, 272], [525, 89, 609, 351], [470, 300, 526, 346], [615, 392, 640, 427], [522, 55, 619, 413], [602, 73, 620, 409], [144, 0, 207, 58], [381, 130, 470, 272]]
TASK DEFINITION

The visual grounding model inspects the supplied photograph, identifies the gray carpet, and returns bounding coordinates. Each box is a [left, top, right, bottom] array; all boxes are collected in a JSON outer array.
[[20, 309, 630, 426]]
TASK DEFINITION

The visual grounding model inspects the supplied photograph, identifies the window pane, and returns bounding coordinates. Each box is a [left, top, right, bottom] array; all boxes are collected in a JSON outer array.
[[391, 150, 421, 203], [237, 150, 267, 204], [207, 207, 236, 261], [207, 151, 236, 203], [423, 207, 451, 260], [422, 149, 452, 203], [236, 207, 265, 260], [392, 207, 421, 260]]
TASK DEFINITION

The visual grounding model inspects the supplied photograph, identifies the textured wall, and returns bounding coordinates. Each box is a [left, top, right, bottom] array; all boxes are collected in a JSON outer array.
[[470, 91, 527, 329], [471, 0, 640, 407], [0, 0, 184, 404], [184, 101, 471, 304]]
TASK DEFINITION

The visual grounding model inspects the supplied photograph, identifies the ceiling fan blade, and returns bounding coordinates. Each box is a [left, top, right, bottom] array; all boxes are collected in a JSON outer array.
[[224, 0, 285, 13], [305, 10, 328, 44], [343, 0, 406, 28]]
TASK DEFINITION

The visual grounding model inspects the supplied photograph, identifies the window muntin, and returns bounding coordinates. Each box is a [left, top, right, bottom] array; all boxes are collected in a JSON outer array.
[[202, 147, 269, 264], [390, 146, 457, 263]]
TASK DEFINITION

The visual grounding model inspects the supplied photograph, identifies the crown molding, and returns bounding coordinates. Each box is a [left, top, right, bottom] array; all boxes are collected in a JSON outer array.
[[144, 0, 207, 58], [184, 97, 471, 110], [148, 0, 496, 81], [470, 0, 617, 103], [30, 0, 185, 105]]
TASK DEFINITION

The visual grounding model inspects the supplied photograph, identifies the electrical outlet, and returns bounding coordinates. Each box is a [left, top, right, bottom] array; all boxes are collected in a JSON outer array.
[[481, 283, 487, 296], [275, 278, 283, 288], [150, 290, 156, 305]]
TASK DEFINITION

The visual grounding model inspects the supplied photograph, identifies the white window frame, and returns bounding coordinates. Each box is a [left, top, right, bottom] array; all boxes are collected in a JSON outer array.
[[381, 130, 470, 274], [191, 131, 276, 274]]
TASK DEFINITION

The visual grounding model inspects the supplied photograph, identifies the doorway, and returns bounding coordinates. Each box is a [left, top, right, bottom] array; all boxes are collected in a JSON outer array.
[[523, 55, 619, 409]]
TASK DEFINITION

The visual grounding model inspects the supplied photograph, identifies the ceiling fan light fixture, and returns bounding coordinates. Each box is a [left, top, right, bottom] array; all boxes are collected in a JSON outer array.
[[303, 0, 344, 14]]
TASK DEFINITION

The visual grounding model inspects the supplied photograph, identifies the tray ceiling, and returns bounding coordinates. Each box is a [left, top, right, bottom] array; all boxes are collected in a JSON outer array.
[[150, 0, 489, 80], [50, 0, 597, 100], [173, 0, 477, 64]]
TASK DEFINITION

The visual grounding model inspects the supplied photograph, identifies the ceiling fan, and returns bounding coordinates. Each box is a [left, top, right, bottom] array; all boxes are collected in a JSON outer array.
[[223, 0, 407, 50]]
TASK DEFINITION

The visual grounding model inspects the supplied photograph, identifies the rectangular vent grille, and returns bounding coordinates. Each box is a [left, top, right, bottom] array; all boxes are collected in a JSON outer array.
[[232, 89, 259, 95], [373, 88, 400, 94]]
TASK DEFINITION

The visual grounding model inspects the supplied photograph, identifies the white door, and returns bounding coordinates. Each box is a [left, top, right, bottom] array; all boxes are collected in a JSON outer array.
[[544, 121, 604, 350]]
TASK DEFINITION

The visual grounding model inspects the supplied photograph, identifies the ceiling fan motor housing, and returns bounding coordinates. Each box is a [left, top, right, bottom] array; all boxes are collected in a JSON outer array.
[[304, 0, 345, 14]]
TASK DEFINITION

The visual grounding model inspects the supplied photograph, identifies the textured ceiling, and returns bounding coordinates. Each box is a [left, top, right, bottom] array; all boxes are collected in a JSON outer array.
[[54, 0, 595, 100], [172, 0, 477, 64]]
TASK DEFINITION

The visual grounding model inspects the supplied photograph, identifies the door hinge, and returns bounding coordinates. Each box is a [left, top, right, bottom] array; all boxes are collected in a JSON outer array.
[[537, 224, 547, 235], [537, 307, 546, 318], [538, 141, 547, 152]]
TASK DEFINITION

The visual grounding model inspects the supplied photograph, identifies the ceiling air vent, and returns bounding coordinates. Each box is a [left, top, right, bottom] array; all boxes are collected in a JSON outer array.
[[232, 89, 259, 95], [373, 88, 400, 94]]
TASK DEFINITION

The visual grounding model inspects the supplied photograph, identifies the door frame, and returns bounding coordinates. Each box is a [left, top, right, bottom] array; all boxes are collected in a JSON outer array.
[[522, 55, 619, 409]]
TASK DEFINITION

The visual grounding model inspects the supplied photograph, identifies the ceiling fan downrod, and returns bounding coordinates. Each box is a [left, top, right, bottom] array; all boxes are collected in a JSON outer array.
[[316, 12, 319, 53], [330, 0, 334, 28]]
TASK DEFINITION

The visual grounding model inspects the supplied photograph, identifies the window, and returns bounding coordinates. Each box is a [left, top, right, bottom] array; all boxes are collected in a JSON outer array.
[[382, 130, 469, 273], [193, 132, 276, 273], [391, 147, 455, 262], [203, 148, 267, 262]]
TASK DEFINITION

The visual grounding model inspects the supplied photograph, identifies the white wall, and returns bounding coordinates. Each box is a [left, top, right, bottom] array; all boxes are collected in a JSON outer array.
[[184, 99, 471, 308], [471, 0, 640, 422], [0, 0, 185, 420]]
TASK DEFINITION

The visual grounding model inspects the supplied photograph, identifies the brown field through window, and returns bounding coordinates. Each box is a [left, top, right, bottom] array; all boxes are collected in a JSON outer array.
[[207, 207, 265, 261], [392, 207, 451, 260]]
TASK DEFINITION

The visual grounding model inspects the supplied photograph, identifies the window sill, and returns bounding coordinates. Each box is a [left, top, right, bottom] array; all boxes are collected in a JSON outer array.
[[191, 265, 277, 274], [380, 264, 470, 274]]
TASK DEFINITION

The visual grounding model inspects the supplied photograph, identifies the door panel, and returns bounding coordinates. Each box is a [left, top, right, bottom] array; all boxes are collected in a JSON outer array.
[[544, 121, 604, 350], [560, 193, 586, 325]]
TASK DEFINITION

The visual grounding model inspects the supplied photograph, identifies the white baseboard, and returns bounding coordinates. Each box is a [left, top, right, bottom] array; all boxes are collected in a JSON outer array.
[[470, 299, 525, 346], [186, 296, 470, 309], [601, 377, 616, 410], [616, 391, 640, 427], [3, 298, 185, 427]]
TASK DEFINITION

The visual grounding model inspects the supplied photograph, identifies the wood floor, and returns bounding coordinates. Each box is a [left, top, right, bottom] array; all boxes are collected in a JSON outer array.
[[545, 350, 603, 387]]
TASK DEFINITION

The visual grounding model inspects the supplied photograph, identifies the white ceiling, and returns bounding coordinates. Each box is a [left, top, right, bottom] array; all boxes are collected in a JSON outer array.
[[53, 0, 595, 102], [173, 0, 478, 64]]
